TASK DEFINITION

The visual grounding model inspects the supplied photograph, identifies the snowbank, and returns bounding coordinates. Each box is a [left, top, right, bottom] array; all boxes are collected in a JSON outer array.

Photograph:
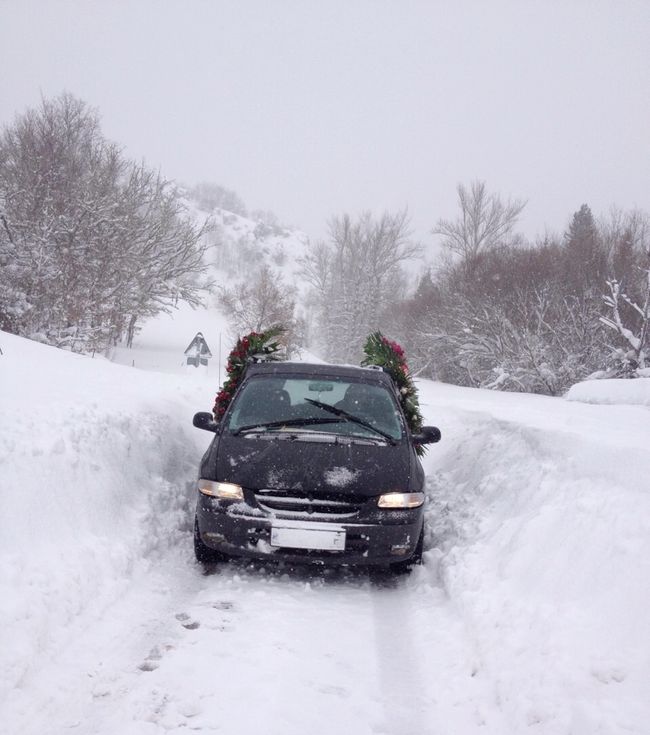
[[0, 331, 214, 699], [2, 333, 649, 734], [416, 381, 650, 733], [566, 375, 650, 407]]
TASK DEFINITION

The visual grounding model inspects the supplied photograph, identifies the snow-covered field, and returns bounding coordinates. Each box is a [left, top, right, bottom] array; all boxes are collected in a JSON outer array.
[[1, 324, 649, 735]]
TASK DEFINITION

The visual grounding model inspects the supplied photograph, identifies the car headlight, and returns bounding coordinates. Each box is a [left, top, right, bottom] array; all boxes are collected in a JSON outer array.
[[198, 479, 244, 500], [377, 491, 425, 509]]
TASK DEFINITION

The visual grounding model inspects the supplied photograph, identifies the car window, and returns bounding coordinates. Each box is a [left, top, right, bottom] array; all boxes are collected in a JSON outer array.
[[227, 376, 404, 440]]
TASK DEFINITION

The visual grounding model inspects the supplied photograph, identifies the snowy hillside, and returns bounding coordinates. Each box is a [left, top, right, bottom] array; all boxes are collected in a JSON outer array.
[[195, 200, 312, 317], [106, 200, 312, 374], [1, 330, 649, 734], [204, 206, 310, 286]]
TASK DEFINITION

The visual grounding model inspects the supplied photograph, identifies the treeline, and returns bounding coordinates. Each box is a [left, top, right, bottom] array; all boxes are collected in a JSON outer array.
[[2, 94, 648, 391], [303, 183, 649, 394], [0, 93, 210, 352]]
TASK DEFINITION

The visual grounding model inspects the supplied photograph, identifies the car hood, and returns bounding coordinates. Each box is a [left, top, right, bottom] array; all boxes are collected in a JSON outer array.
[[213, 434, 413, 496]]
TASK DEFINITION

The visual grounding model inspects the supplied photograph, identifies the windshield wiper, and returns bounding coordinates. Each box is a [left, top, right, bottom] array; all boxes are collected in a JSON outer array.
[[304, 398, 397, 445], [232, 417, 344, 436]]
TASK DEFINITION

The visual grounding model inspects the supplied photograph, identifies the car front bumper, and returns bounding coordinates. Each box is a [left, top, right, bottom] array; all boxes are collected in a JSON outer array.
[[196, 496, 423, 566]]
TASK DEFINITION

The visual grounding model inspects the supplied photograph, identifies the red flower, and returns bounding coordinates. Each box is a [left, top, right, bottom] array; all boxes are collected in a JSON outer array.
[[389, 340, 404, 357], [380, 336, 405, 359]]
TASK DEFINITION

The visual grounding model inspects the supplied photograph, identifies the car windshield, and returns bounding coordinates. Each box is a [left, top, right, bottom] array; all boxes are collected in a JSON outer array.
[[227, 375, 404, 441]]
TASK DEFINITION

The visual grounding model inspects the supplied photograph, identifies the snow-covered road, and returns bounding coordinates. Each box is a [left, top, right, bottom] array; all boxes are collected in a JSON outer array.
[[1, 329, 649, 734], [5, 545, 511, 735]]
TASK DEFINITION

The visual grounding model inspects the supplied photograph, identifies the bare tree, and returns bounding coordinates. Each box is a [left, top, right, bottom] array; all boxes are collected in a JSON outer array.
[[0, 93, 210, 352], [397, 233, 612, 394], [433, 180, 526, 261], [218, 264, 299, 352], [190, 182, 247, 217], [300, 210, 420, 362], [600, 207, 649, 280], [600, 252, 650, 374]]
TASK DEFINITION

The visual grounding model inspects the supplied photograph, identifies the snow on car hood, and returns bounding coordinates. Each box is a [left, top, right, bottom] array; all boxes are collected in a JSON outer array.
[[213, 433, 413, 496]]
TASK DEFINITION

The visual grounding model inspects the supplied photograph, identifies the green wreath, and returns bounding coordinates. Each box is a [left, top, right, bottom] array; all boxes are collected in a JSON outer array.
[[361, 331, 426, 454], [213, 325, 285, 420]]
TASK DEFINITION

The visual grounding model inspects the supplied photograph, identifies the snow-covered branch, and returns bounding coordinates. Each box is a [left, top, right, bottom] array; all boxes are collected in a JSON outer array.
[[599, 268, 649, 372]]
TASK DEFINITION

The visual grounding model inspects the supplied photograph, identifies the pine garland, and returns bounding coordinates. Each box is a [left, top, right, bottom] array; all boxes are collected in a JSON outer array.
[[361, 331, 426, 454], [213, 325, 286, 420]]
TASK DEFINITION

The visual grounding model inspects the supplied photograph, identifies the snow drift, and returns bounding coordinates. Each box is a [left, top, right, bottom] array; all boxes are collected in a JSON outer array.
[[0, 331, 212, 699], [566, 375, 650, 407], [1, 330, 649, 734], [418, 381, 650, 732]]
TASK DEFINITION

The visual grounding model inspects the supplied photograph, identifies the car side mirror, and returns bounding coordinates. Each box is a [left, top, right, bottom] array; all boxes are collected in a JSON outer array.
[[193, 411, 219, 433], [413, 426, 441, 444]]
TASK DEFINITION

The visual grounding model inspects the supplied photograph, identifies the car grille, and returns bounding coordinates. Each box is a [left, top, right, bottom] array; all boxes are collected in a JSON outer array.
[[254, 490, 364, 519]]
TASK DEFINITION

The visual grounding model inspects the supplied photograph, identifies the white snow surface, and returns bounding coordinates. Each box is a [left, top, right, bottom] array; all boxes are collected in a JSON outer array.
[[1, 329, 649, 734], [566, 375, 650, 407]]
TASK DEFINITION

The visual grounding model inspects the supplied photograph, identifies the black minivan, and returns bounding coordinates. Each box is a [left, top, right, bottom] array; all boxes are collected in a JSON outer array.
[[192, 362, 440, 569]]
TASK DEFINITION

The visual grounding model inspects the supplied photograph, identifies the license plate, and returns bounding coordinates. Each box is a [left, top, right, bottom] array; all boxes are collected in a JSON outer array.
[[271, 521, 346, 551]]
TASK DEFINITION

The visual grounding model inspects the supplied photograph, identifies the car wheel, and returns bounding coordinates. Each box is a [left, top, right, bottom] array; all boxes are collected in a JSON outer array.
[[390, 527, 424, 574], [194, 517, 228, 564]]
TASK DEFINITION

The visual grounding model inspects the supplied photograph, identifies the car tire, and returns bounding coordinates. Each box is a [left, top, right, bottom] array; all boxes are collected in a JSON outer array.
[[194, 517, 228, 564], [389, 527, 424, 574]]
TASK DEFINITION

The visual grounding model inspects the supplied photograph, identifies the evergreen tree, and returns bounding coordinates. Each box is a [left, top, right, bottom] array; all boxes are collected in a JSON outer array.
[[563, 204, 607, 295]]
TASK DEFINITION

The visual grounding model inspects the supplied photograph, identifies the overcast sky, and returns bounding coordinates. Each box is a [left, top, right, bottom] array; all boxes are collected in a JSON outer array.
[[1, 0, 648, 251]]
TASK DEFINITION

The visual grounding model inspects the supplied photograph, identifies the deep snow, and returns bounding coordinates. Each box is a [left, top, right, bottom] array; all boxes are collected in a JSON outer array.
[[1, 326, 649, 735]]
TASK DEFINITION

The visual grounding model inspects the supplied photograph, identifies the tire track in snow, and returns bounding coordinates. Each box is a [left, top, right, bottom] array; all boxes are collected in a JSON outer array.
[[169, 562, 386, 735], [29, 559, 387, 735], [6, 543, 509, 735], [370, 577, 432, 735], [370, 573, 509, 735]]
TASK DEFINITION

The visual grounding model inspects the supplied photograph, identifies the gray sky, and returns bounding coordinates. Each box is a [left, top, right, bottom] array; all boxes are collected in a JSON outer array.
[[1, 0, 648, 251]]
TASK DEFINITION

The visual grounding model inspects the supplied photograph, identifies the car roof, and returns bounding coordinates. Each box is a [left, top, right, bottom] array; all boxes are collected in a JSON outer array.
[[244, 361, 393, 386]]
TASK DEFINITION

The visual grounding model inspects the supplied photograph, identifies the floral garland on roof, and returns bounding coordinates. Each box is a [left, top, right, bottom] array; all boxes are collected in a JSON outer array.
[[361, 331, 426, 454], [213, 325, 286, 420]]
